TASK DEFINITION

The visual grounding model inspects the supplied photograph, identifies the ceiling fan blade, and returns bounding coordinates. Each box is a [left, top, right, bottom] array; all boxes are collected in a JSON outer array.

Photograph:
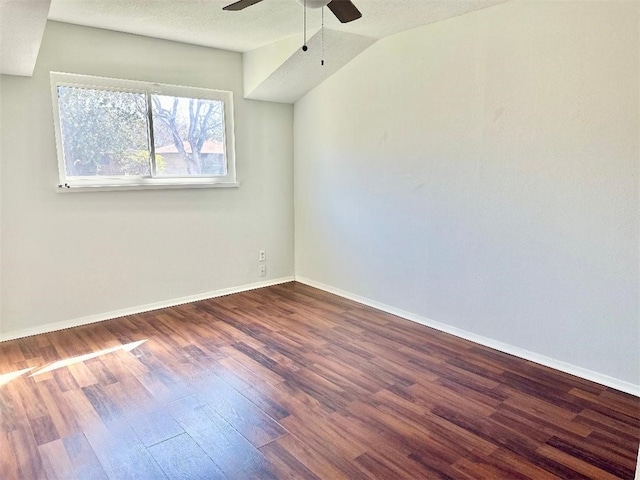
[[327, 0, 362, 23], [222, 0, 265, 11]]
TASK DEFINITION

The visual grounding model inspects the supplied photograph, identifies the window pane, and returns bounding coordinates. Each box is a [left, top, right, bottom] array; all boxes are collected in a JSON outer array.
[[57, 86, 151, 177], [151, 95, 227, 177]]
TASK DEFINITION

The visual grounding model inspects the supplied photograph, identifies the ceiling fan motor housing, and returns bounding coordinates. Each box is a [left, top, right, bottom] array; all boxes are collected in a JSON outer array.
[[295, 0, 332, 8]]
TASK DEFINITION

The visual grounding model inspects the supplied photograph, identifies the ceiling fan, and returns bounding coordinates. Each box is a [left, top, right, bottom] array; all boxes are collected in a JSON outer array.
[[223, 0, 362, 24]]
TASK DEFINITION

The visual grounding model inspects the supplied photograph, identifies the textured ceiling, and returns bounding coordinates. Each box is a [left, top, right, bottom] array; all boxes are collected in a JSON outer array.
[[0, 0, 50, 76], [48, 0, 505, 53], [1, 0, 506, 101]]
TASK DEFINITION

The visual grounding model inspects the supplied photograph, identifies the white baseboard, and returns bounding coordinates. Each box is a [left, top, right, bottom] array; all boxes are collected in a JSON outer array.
[[295, 276, 640, 397], [3, 274, 637, 397], [0, 276, 295, 343]]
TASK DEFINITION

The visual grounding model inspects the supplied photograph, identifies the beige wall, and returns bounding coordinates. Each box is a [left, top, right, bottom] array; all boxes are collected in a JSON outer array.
[[294, 1, 639, 387], [0, 21, 294, 336]]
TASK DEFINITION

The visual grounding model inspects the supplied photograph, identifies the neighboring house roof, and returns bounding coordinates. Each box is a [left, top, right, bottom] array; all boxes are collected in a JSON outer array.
[[155, 140, 224, 154]]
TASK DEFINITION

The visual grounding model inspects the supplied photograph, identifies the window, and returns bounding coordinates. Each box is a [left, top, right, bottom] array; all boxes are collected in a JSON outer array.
[[50, 72, 237, 191]]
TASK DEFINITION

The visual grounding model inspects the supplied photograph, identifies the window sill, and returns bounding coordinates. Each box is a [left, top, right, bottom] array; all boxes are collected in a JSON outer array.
[[56, 181, 240, 193]]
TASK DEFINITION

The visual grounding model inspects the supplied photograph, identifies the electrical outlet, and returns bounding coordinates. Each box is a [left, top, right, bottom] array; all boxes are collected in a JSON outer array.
[[258, 264, 266, 277], [259, 250, 266, 262]]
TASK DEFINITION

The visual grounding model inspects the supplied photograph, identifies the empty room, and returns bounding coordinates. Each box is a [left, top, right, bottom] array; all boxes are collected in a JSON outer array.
[[0, 0, 638, 478]]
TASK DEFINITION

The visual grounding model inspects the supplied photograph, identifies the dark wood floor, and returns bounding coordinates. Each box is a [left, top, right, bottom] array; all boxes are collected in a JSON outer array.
[[0, 282, 638, 479]]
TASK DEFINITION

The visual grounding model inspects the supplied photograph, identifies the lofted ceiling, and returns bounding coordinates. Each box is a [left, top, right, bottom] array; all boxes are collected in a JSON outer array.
[[1, 0, 505, 101], [47, 0, 504, 53]]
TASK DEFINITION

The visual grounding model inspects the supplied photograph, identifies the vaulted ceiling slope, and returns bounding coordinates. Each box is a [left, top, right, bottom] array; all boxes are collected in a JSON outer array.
[[1, 0, 504, 101]]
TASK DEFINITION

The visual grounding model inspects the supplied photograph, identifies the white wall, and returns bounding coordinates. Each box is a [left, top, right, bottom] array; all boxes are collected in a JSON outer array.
[[294, 1, 639, 387], [0, 21, 294, 336]]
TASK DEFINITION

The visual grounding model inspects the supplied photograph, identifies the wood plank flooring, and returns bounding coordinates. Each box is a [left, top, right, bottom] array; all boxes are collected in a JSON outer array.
[[0, 282, 638, 479]]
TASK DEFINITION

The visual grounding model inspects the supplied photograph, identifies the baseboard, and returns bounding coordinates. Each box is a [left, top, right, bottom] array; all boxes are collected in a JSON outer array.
[[295, 276, 640, 397], [0, 276, 295, 343]]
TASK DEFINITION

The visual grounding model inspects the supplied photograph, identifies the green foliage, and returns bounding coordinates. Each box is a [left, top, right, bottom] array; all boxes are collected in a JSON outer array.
[[155, 154, 166, 174], [58, 87, 150, 177], [120, 151, 165, 175]]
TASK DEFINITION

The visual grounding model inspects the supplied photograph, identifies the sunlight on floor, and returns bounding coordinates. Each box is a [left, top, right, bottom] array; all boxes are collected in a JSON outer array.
[[0, 367, 34, 386], [30, 339, 148, 377]]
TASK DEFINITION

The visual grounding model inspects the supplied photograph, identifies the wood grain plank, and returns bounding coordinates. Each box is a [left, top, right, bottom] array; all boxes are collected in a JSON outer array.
[[0, 282, 637, 479], [260, 437, 322, 480], [38, 439, 75, 480], [125, 405, 185, 447], [0, 431, 20, 479], [199, 380, 287, 448], [270, 433, 367, 480], [8, 428, 47, 480], [82, 418, 167, 480], [149, 433, 228, 479], [537, 444, 625, 480], [167, 394, 277, 480], [62, 432, 109, 480]]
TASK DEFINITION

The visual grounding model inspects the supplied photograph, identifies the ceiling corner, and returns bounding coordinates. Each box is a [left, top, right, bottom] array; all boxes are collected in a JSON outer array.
[[0, 0, 51, 77], [243, 29, 376, 104]]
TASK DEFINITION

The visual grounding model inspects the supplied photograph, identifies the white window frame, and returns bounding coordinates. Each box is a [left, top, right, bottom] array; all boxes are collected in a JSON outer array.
[[50, 72, 238, 192]]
